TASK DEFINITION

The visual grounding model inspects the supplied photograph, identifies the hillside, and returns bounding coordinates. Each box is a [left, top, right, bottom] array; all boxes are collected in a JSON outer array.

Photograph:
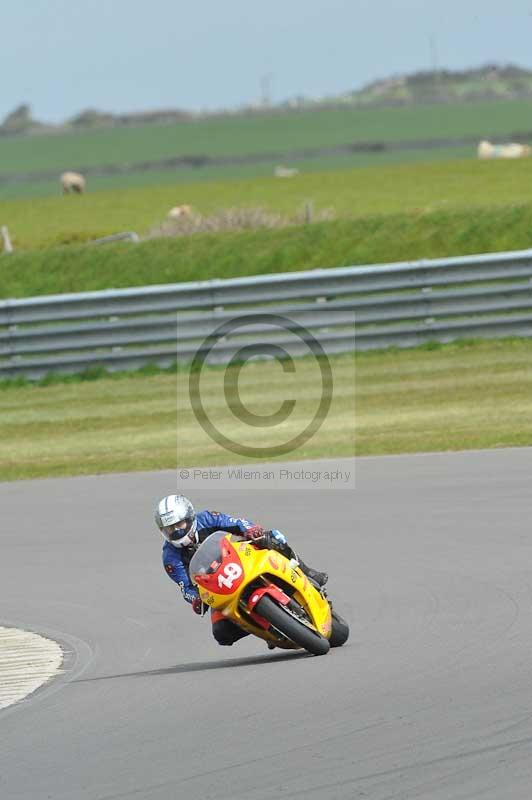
[[340, 64, 532, 108], [3, 64, 532, 137]]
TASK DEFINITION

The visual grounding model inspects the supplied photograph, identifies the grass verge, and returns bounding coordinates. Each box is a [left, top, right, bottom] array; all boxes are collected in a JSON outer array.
[[1, 339, 531, 481], [2, 202, 532, 299]]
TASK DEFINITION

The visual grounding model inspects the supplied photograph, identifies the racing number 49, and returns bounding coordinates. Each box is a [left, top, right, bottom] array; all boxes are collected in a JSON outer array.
[[218, 563, 243, 589]]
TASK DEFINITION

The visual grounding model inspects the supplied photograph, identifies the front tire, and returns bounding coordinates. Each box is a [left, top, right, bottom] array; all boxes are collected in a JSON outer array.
[[256, 595, 330, 656], [329, 609, 349, 647]]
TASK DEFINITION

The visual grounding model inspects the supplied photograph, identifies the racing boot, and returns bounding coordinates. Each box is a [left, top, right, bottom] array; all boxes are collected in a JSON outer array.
[[297, 558, 328, 589]]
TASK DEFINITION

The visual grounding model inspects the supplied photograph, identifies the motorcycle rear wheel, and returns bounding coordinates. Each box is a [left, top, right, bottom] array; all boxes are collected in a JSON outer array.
[[256, 595, 330, 656]]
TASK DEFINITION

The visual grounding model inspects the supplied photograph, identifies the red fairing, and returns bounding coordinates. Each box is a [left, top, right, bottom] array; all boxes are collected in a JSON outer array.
[[194, 538, 245, 596], [246, 584, 291, 629], [247, 584, 291, 611]]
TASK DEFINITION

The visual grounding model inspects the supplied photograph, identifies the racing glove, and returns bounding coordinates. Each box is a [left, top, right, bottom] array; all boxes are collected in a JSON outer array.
[[244, 524, 265, 541], [192, 597, 206, 615]]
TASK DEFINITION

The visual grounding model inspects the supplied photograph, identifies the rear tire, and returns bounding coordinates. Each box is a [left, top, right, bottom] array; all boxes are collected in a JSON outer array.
[[329, 609, 349, 647], [256, 595, 330, 656]]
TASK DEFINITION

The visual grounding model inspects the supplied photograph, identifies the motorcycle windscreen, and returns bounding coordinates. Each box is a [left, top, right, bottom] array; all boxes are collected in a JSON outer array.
[[189, 530, 228, 581]]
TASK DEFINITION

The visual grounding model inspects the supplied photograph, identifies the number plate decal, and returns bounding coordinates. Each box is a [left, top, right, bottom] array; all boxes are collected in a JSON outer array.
[[217, 562, 243, 589]]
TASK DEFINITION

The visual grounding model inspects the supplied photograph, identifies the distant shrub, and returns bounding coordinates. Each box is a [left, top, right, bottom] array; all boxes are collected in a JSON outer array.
[[147, 205, 336, 239]]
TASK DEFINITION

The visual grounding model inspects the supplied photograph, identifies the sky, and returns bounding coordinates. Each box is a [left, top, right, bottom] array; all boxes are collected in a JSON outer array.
[[2, 0, 532, 122]]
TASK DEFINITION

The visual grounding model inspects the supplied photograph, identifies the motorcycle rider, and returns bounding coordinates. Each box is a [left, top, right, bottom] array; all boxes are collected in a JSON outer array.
[[155, 494, 328, 646]]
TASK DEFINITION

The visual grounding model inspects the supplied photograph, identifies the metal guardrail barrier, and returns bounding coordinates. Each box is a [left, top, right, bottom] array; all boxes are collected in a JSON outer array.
[[1, 247, 532, 378]]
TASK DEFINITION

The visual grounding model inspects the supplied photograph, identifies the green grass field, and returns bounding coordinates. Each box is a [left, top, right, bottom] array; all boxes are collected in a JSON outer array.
[[3, 155, 532, 252], [2, 156, 532, 298], [2, 108, 531, 480], [0, 99, 531, 198], [0, 145, 476, 201], [2, 101, 531, 175], [1, 339, 531, 481]]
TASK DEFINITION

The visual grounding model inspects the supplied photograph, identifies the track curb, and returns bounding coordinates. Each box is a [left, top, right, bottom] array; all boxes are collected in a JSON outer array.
[[0, 626, 63, 710]]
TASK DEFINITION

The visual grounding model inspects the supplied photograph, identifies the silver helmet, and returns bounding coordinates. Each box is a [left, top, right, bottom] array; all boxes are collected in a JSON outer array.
[[155, 494, 197, 548]]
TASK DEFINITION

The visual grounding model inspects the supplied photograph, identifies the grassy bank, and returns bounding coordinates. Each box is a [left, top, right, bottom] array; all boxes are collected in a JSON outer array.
[[1, 202, 532, 299], [1, 339, 531, 481]]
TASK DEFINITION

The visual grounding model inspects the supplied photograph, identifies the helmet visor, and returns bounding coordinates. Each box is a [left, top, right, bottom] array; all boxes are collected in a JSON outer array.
[[162, 522, 191, 542]]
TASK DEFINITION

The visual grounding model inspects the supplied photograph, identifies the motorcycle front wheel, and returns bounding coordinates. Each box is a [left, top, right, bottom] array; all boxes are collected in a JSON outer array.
[[256, 595, 330, 656], [329, 608, 349, 647]]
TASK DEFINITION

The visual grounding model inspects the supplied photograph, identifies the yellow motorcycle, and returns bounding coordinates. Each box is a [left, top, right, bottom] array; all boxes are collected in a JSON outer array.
[[189, 531, 349, 656]]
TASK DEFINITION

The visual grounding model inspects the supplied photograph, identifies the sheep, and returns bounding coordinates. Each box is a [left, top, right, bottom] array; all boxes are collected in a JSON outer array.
[[61, 171, 86, 194], [498, 143, 532, 158], [478, 140, 495, 159], [477, 141, 531, 160], [274, 165, 299, 178], [167, 204, 193, 220]]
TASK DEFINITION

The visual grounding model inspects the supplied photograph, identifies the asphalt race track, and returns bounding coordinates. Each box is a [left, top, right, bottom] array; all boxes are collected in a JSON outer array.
[[2, 448, 532, 799]]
